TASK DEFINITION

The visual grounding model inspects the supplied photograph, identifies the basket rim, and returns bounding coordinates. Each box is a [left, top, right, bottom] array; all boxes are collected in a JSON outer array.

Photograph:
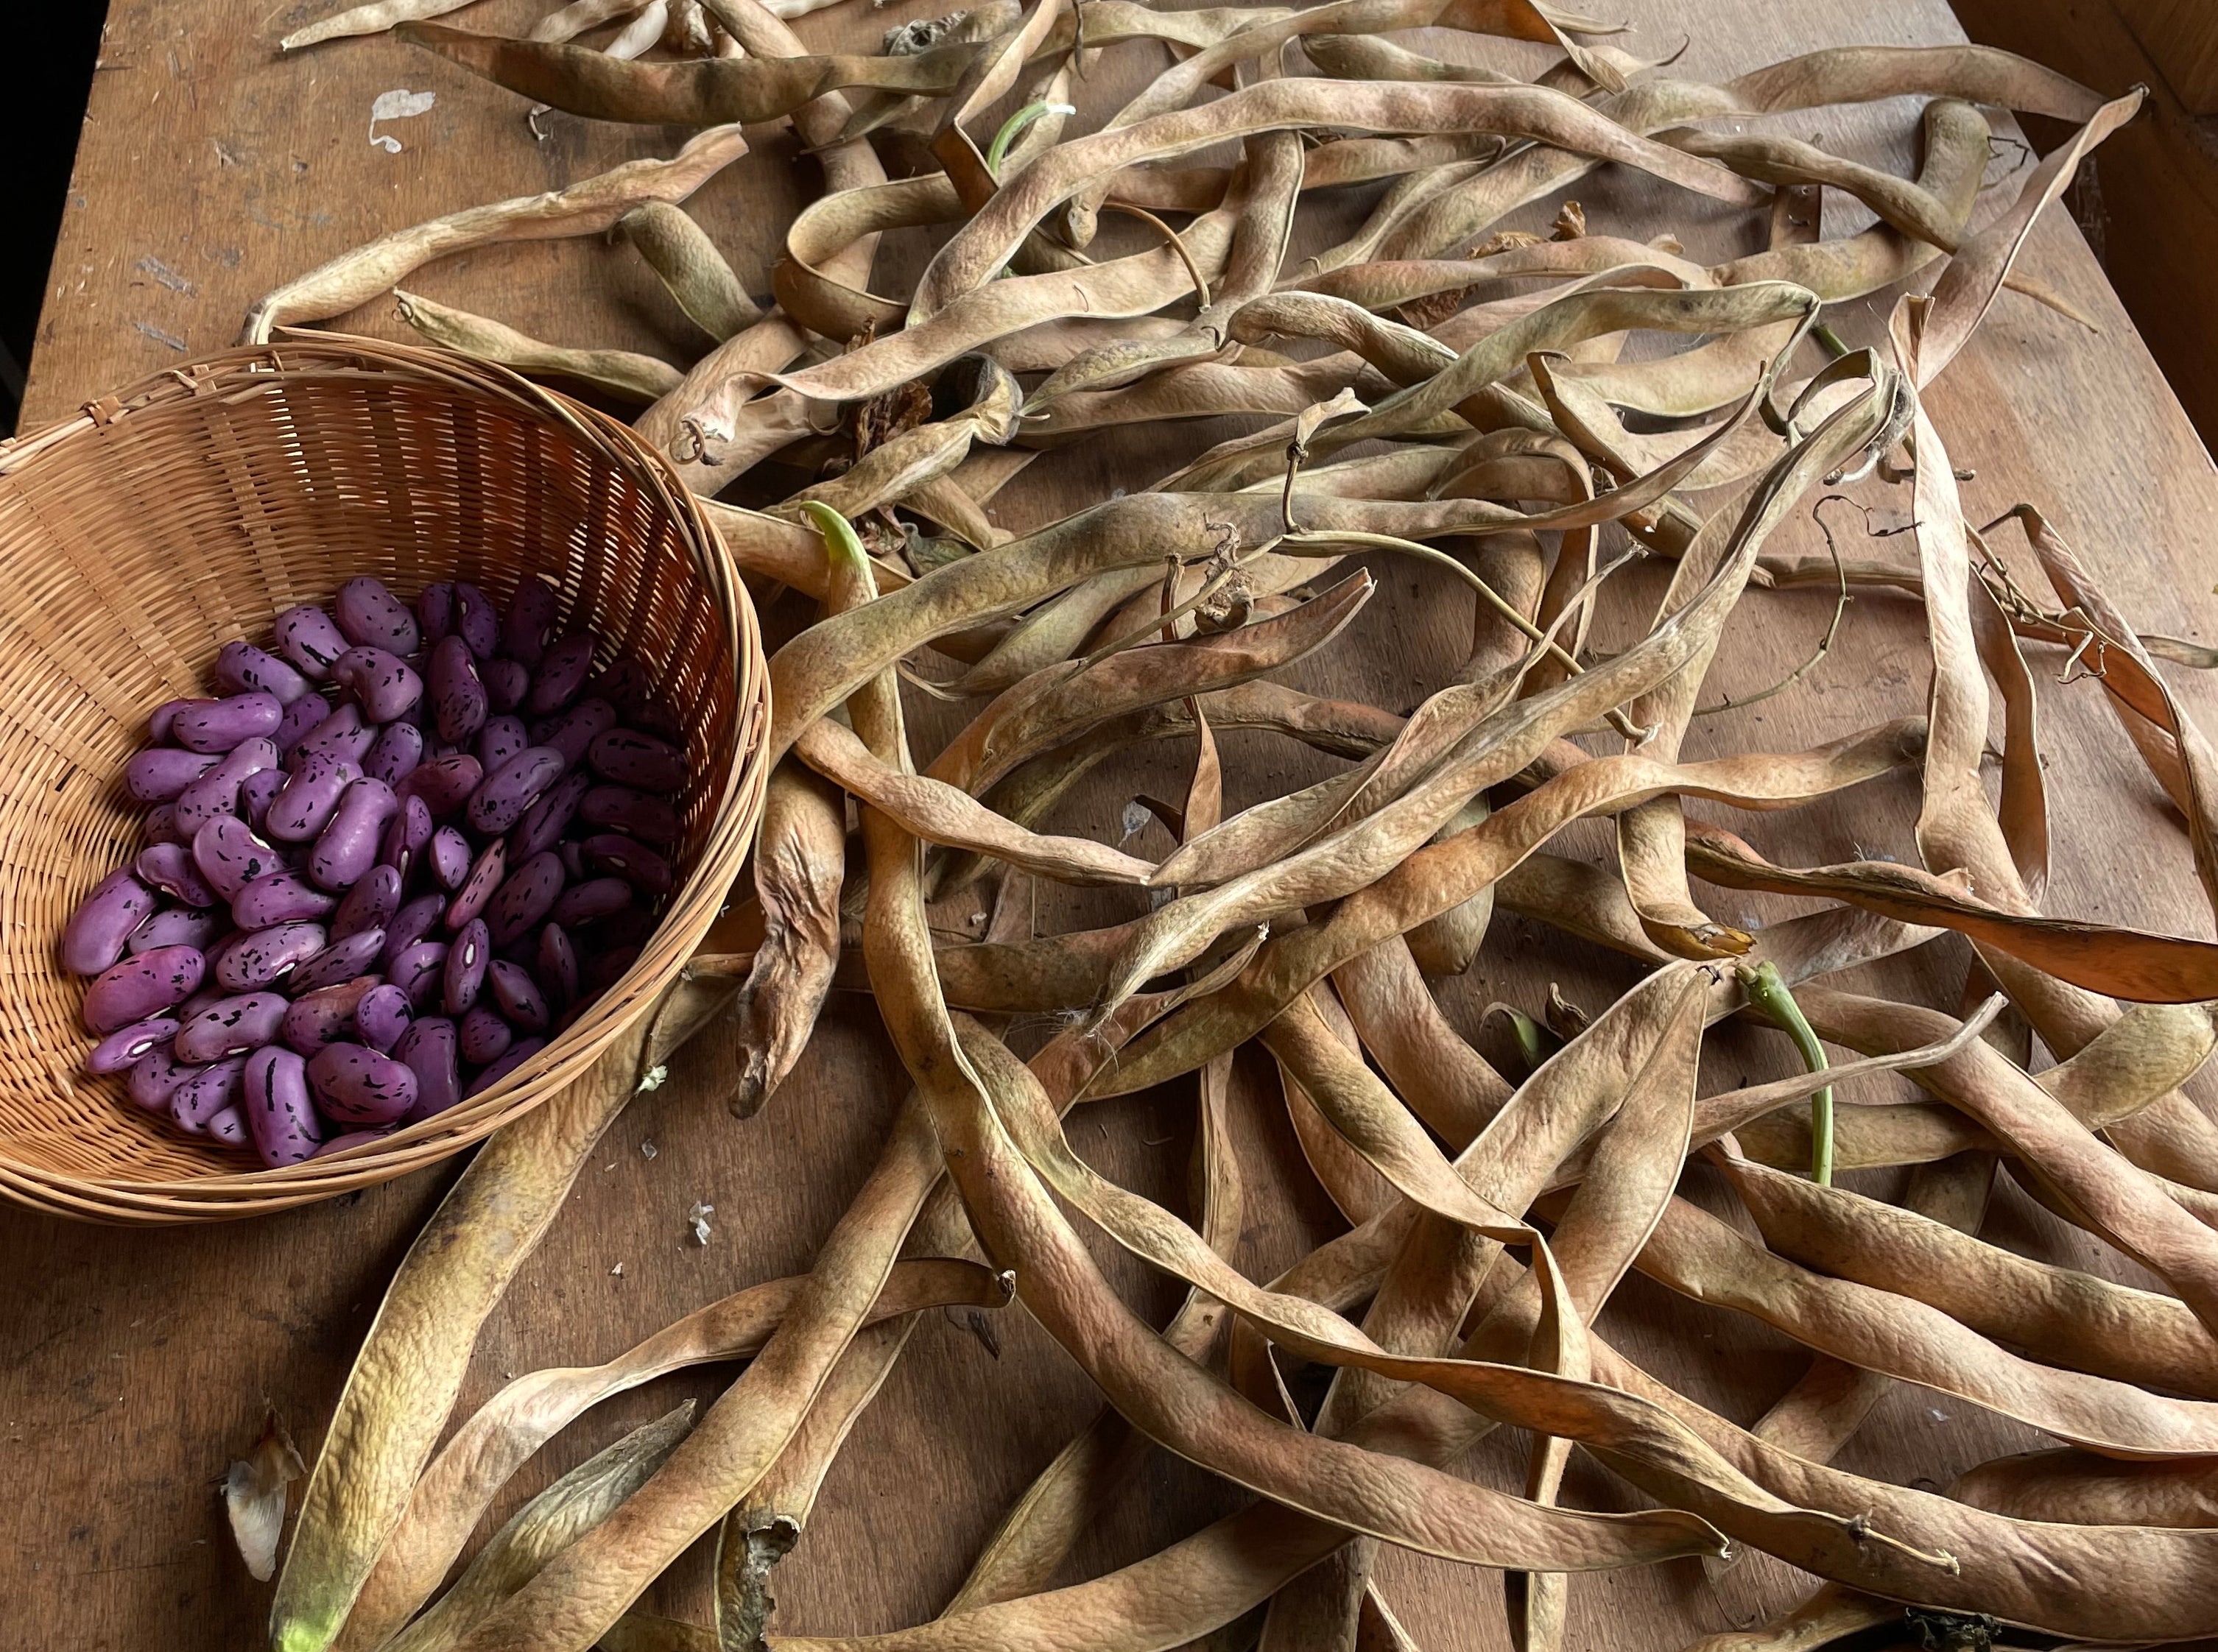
[[0, 333, 772, 1224]]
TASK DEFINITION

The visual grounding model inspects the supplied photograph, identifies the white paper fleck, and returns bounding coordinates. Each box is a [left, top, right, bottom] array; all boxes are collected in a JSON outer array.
[[369, 89, 437, 153], [688, 1202, 715, 1245], [641, 1140, 658, 1159], [611, 1263, 624, 1277]]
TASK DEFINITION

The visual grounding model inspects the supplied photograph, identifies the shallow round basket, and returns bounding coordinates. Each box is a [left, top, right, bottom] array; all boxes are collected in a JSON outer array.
[[0, 336, 768, 1224]]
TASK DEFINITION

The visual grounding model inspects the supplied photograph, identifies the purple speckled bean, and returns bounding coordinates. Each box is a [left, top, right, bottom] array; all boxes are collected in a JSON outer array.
[[588, 654, 652, 713], [281, 978, 380, 1055], [467, 1037, 545, 1098], [336, 576, 421, 655], [245, 1045, 322, 1165], [142, 804, 187, 845], [334, 646, 424, 724], [485, 851, 563, 947], [446, 841, 507, 931], [292, 702, 377, 770], [429, 826, 472, 891], [629, 696, 685, 744], [240, 768, 286, 834], [193, 815, 283, 902], [354, 983, 413, 1052], [457, 1003, 513, 1065], [589, 944, 643, 994], [549, 877, 632, 928], [135, 843, 218, 909], [216, 640, 311, 706], [125, 747, 220, 804], [487, 959, 549, 1031], [172, 1053, 249, 1132], [174, 736, 281, 836], [395, 751, 482, 817], [273, 692, 334, 757], [128, 1042, 200, 1112], [583, 833, 675, 899], [443, 918, 490, 1015], [391, 939, 450, 1009], [508, 770, 591, 861], [175, 991, 289, 1063], [275, 606, 349, 682], [62, 869, 158, 975], [537, 923, 578, 1011], [363, 720, 425, 786], [128, 906, 224, 957], [207, 1104, 250, 1148], [230, 870, 337, 930], [580, 785, 679, 845], [310, 777, 401, 891], [532, 698, 617, 770], [558, 840, 587, 883], [476, 715, 527, 774], [379, 794, 434, 883], [429, 635, 488, 745], [588, 728, 686, 793], [502, 579, 560, 666], [394, 1017, 461, 1122], [215, 921, 327, 991], [332, 864, 401, 941], [528, 634, 597, 716], [88, 1015, 183, 1075], [176, 983, 229, 1022], [264, 754, 362, 844], [468, 746, 565, 836], [482, 660, 529, 716], [418, 582, 454, 643], [381, 892, 446, 969], [171, 693, 284, 755], [313, 1128, 392, 1158], [454, 582, 499, 658], [149, 698, 192, 743], [291, 928, 387, 995]]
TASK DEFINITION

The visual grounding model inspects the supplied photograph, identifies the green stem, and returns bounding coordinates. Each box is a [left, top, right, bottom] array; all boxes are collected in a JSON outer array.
[[985, 101, 1076, 179], [800, 501, 878, 604], [1737, 960, 1834, 1184]]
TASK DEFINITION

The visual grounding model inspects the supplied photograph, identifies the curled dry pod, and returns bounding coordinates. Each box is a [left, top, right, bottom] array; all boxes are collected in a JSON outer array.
[[418, 582, 454, 644], [125, 746, 221, 804], [429, 826, 473, 891], [486, 959, 549, 1031], [171, 1053, 248, 1132], [429, 636, 489, 744], [291, 929, 387, 995], [457, 1003, 513, 1065], [446, 841, 507, 931], [364, 720, 425, 786], [468, 746, 566, 836], [582, 833, 672, 898], [580, 784, 678, 844], [307, 1041, 419, 1124], [61, 869, 158, 975], [392, 939, 450, 1009], [85, 945, 206, 1034], [205, 1104, 249, 1147], [532, 697, 616, 770], [142, 804, 187, 845], [393, 1016, 460, 1122], [275, 605, 348, 682], [231, 871, 337, 931], [588, 728, 686, 792], [379, 794, 434, 882], [476, 715, 528, 774], [215, 921, 327, 992], [273, 692, 334, 758], [136, 844, 219, 909], [333, 648, 424, 724], [130, 905, 225, 956], [485, 851, 564, 947], [381, 893, 446, 969], [245, 1045, 322, 1166], [453, 582, 499, 659], [174, 738, 281, 835], [266, 754, 363, 843], [465, 1036, 543, 1097], [536, 922, 577, 1011], [527, 635, 596, 716], [508, 769, 591, 861], [443, 918, 491, 1015], [282, 978, 381, 1056], [293, 703, 376, 770], [310, 777, 401, 892], [88, 1014, 183, 1076], [335, 576, 421, 656], [354, 984, 413, 1053], [241, 769, 285, 833], [332, 864, 402, 941], [194, 816, 284, 903], [549, 878, 631, 928], [127, 1042, 200, 1112], [396, 751, 483, 817], [175, 992, 289, 1064], [501, 579, 559, 666], [216, 640, 310, 706], [172, 693, 284, 755], [482, 660, 529, 716]]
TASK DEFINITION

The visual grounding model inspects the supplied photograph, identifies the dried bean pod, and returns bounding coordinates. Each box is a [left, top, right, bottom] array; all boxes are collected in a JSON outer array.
[[246, 1045, 323, 1165], [176, 991, 289, 1063], [580, 784, 678, 844], [391, 939, 450, 1009], [381, 893, 446, 969], [275, 605, 349, 682], [127, 1042, 200, 1112], [453, 582, 499, 658], [231, 871, 337, 930], [216, 640, 311, 706], [465, 1036, 543, 1097], [429, 827, 473, 891], [532, 697, 616, 769], [528, 635, 596, 716], [336, 576, 421, 656], [395, 752, 482, 816], [583, 833, 674, 898], [292, 929, 389, 995], [501, 579, 560, 666], [485, 851, 564, 947], [486, 959, 549, 1031], [355, 984, 413, 1052], [88, 1015, 183, 1075], [282, 978, 381, 1056], [333, 864, 403, 942], [508, 770, 591, 861], [457, 1003, 513, 1065], [128, 906, 225, 956], [171, 1053, 249, 1132], [309, 1041, 419, 1123], [468, 746, 566, 836], [173, 737, 281, 836], [536, 923, 578, 1012], [136, 844, 219, 909], [418, 582, 454, 644], [393, 1017, 461, 1123], [216, 921, 328, 991], [550, 877, 631, 928], [443, 918, 491, 1015], [272, 692, 334, 758], [61, 869, 158, 975], [379, 795, 435, 883], [172, 692, 284, 755], [588, 728, 686, 792], [194, 815, 284, 902], [482, 660, 529, 716], [364, 720, 426, 786], [265, 754, 363, 843], [124, 747, 220, 804], [293, 703, 377, 770], [205, 1104, 250, 1148], [311, 777, 401, 891], [447, 841, 507, 931]]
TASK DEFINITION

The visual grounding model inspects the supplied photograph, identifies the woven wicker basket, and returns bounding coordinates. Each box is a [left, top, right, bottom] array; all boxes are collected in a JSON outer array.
[[0, 336, 769, 1224]]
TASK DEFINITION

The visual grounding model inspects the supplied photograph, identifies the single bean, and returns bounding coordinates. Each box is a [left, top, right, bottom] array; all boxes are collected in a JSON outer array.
[[627, 696, 684, 744], [587, 728, 686, 793], [457, 1003, 513, 1065], [149, 698, 191, 743], [557, 840, 586, 883], [528, 634, 597, 716], [216, 640, 311, 706], [231, 871, 337, 930], [265, 754, 363, 843], [142, 804, 187, 845], [418, 582, 454, 644], [171, 1053, 249, 1132], [124, 747, 220, 804], [429, 827, 473, 890], [334, 864, 402, 941], [509, 769, 591, 861], [311, 777, 402, 891], [273, 692, 334, 758], [135, 844, 219, 909], [392, 939, 451, 1009], [127, 1042, 200, 1112], [482, 660, 529, 716], [580, 784, 679, 844], [336, 576, 422, 656], [393, 1017, 461, 1122], [275, 605, 350, 682], [175, 984, 229, 1023], [176, 992, 290, 1063], [382, 893, 446, 968], [468, 746, 566, 836], [396, 751, 483, 816], [282, 978, 382, 1056], [550, 878, 632, 928], [588, 654, 651, 713], [174, 737, 281, 836], [88, 1015, 183, 1075], [308, 1041, 419, 1123], [334, 646, 425, 724], [532, 698, 616, 769], [172, 692, 284, 754], [447, 841, 507, 930], [128, 905, 225, 956], [443, 918, 491, 1015], [476, 714, 529, 774], [485, 851, 564, 947], [380, 794, 435, 882], [314, 1128, 392, 1157], [192, 815, 283, 902], [502, 579, 560, 666], [292, 929, 389, 995], [61, 869, 158, 975], [587, 943, 641, 993], [429, 635, 489, 745], [537, 923, 578, 1010], [454, 582, 499, 658], [241, 769, 286, 833], [582, 833, 674, 898], [215, 921, 328, 991], [206, 1104, 250, 1147], [246, 1045, 323, 1165], [364, 720, 426, 786], [293, 703, 377, 769], [487, 959, 549, 1031], [355, 984, 414, 1052], [465, 1036, 544, 1097]]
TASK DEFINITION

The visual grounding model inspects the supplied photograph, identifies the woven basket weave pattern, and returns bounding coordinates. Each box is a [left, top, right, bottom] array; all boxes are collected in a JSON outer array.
[[0, 339, 767, 1224]]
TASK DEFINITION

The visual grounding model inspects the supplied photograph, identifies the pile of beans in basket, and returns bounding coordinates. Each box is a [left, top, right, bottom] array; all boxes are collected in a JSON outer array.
[[58, 576, 687, 1167]]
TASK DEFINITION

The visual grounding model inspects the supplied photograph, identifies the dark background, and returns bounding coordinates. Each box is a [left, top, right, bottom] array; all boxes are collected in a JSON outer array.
[[6, 4, 110, 431]]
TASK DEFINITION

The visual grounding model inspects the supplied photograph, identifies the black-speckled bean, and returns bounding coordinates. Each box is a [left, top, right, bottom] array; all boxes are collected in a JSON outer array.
[[127, 905, 224, 958], [476, 714, 527, 774], [509, 770, 591, 861], [558, 840, 587, 882], [429, 635, 487, 745], [429, 826, 471, 891], [149, 698, 191, 743], [527, 634, 596, 716], [62, 869, 158, 975], [175, 982, 229, 1022], [292, 702, 377, 770], [486, 959, 548, 1031], [128, 1042, 200, 1112], [172, 693, 284, 755], [628, 696, 685, 744], [336, 576, 420, 655], [467, 1037, 544, 1097], [246, 1045, 322, 1165], [482, 660, 529, 716], [230, 870, 337, 931], [443, 917, 490, 1014], [275, 606, 348, 682], [332, 864, 401, 941], [172, 1053, 249, 1132], [143, 804, 187, 845], [310, 777, 401, 891], [583, 833, 675, 898], [394, 1017, 460, 1122], [176, 991, 289, 1063], [281, 977, 380, 1055], [216, 641, 310, 707], [172, 737, 279, 836], [395, 750, 482, 816], [485, 851, 563, 947], [468, 746, 564, 836], [580, 785, 678, 845], [314, 1128, 392, 1157], [334, 646, 424, 724], [453, 582, 499, 658], [446, 840, 506, 930], [136, 843, 218, 909], [391, 939, 450, 1009], [381, 892, 445, 969], [379, 794, 434, 883], [206, 1104, 250, 1148], [240, 768, 285, 834], [588, 728, 686, 793], [216, 921, 327, 991], [418, 582, 454, 643], [589, 944, 642, 993], [457, 1003, 513, 1065], [273, 691, 334, 757], [549, 877, 631, 928], [264, 753, 362, 843], [532, 697, 616, 770], [589, 654, 652, 713], [363, 720, 424, 786], [536, 922, 577, 1011], [354, 983, 412, 1052], [88, 1015, 183, 1075], [502, 579, 559, 666], [126, 747, 221, 804], [193, 815, 282, 902], [291, 928, 387, 995]]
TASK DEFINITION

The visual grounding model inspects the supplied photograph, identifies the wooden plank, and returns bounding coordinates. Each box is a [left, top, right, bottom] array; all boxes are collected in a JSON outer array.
[[10, 1, 2218, 1648], [2115, 0, 2218, 113]]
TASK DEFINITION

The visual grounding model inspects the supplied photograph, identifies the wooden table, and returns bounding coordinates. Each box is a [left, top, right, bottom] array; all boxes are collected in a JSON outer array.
[[14, 1, 2218, 1647]]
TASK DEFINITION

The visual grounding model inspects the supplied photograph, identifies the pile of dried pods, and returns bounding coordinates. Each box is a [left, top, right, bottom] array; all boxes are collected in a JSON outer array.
[[228, 0, 2218, 1647]]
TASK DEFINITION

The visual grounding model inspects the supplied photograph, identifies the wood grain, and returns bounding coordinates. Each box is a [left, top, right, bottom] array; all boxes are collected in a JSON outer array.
[[11, 0, 2218, 1646]]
